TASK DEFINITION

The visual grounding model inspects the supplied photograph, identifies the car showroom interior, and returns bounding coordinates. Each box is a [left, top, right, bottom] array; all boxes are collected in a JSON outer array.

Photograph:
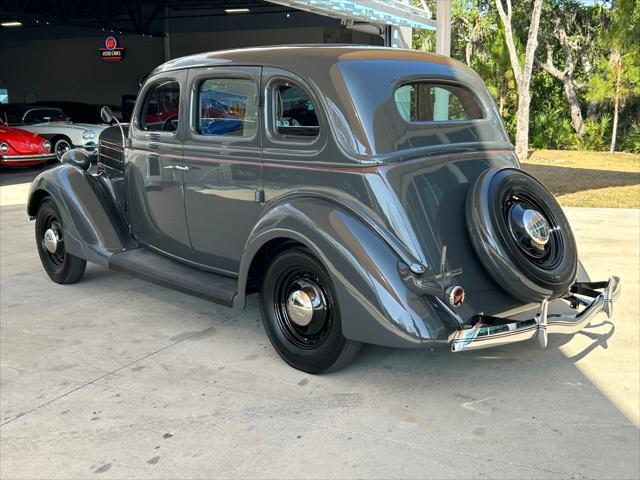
[[1, 1, 638, 479]]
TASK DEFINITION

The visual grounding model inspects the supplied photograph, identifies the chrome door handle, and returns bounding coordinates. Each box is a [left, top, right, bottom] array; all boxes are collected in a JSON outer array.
[[163, 165, 176, 170], [174, 165, 190, 171]]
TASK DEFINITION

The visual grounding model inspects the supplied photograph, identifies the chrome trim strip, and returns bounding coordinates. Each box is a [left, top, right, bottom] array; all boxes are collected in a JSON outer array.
[[449, 276, 621, 352], [0, 153, 56, 160], [98, 152, 124, 163]]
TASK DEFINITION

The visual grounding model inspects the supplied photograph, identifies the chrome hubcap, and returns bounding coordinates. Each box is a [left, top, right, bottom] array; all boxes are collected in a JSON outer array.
[[523, 209, 550, 247], [43, 228, 61, 253], [286, 280, 325, 327]]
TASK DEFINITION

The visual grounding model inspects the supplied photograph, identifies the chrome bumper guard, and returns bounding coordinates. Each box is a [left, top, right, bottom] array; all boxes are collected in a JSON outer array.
[[449, 276, 620, 353]]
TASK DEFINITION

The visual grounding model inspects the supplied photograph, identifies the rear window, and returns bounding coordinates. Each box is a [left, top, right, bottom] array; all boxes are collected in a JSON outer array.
[[394, 83, 484, 122]]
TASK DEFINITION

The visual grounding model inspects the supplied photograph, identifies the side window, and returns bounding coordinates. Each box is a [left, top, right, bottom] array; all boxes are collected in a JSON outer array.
[[273, 81, 319, 137], [394, 83, 484, 122], [140, 81, 180, 132], [197, 78, 258, 137]]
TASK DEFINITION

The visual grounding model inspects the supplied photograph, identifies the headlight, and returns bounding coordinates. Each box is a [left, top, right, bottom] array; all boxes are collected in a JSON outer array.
[[0, 143, 8, 154], [82, 130, 95, 140], [42, 140, 51, 152]]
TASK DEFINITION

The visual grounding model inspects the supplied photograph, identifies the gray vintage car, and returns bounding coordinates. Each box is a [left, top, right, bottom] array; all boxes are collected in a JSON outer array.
[[28, 46, 620, 373]]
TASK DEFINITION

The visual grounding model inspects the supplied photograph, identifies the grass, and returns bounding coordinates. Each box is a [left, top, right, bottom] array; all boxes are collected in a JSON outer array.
[[521, 149, 640, 208]]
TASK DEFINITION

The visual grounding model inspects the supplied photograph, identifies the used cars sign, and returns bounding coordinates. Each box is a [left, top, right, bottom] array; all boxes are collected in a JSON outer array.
[[99, 36, 124, 61]]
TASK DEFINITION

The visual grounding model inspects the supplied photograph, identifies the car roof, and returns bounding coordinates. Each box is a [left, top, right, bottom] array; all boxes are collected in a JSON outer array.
[[151, 44, 471, 76], [147, 45, 504, 161]]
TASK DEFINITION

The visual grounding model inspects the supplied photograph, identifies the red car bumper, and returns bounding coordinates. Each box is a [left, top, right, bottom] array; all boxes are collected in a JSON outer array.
[[0, 152, 56, 167]]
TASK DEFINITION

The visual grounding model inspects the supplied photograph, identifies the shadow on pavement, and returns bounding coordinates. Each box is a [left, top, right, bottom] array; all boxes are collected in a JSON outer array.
[[522, 163, 639, 195], [0, 162, 58, 187]]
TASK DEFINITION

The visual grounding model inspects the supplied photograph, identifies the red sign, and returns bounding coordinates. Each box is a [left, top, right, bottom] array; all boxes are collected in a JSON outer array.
[[100, 36, 125, 61]]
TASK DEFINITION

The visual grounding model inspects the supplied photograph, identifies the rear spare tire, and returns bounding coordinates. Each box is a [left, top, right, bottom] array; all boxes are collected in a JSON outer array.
[[465, 167, 578, 303]]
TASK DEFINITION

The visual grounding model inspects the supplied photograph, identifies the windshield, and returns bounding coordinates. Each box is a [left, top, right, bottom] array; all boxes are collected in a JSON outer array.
[[23, 108, 68, 125], [1, 110, 22, 126]]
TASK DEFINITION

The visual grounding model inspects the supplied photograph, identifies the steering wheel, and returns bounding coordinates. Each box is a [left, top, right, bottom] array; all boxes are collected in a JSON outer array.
[[162, 115, 179, 132]]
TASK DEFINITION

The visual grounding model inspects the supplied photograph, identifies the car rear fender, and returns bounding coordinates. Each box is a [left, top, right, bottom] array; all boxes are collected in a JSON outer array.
[[27, 164, 136, 266], [236, 196, 460, 347]]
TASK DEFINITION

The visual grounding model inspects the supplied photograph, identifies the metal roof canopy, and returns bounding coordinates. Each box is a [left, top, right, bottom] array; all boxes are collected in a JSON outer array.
[[266, 0, 436, 30]]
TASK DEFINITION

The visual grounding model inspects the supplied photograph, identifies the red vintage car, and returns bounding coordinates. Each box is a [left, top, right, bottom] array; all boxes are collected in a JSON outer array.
[[0, 123, 55, 167]]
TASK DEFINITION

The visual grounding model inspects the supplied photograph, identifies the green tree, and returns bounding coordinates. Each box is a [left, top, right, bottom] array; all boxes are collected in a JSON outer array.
[[587, 0, 640, 153]]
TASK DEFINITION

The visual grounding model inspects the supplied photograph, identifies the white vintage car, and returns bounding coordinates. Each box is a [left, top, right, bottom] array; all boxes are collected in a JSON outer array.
[[0, 105, 108, 160]]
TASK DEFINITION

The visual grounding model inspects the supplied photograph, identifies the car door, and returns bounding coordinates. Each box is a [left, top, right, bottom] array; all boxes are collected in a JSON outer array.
[[127, 71, 192, 259], [182, 67, 262, 274]]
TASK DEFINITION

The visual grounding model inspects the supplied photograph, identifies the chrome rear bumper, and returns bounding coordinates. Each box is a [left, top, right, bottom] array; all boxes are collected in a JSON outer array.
[[449, 276, 620, 352]]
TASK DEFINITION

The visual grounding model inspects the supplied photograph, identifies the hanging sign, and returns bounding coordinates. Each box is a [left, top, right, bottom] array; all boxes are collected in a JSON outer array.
[[100, 36, 125, 61]]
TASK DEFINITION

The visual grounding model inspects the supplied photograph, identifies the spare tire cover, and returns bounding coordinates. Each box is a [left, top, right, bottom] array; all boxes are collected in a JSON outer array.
[[465, 167, 578, 303]]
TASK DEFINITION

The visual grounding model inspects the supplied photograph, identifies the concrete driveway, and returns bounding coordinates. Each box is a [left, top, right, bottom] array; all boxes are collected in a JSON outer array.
[[1, 166, 639, 479]]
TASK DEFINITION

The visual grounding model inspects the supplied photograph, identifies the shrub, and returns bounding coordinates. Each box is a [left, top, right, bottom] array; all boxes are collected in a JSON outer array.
[[620, 123, 640, 154], [576, 115, 612, 151], [529, 106, 578, 149]]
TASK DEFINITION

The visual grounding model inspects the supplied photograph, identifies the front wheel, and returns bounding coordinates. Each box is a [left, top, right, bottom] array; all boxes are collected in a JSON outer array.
[[259, 248, 361, 373], [53, 138, 72, 161], [35, 198, 86, 284]]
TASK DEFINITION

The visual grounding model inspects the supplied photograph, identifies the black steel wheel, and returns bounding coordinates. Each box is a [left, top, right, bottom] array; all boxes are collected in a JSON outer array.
[[259, 247, 361, 373], [35, 198, 86, 284], [53, 138, 72, 161], [466, 168, 578, 302]]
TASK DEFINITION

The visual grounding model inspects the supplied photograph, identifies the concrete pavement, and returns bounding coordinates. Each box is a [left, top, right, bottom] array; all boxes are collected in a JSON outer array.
[[1, 167, 638, 479]]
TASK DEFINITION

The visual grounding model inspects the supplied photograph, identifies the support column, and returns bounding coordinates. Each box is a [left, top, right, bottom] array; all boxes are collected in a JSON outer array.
[[389, 0, 413, 49], [434, 0, 452, 120], [435, 0, 452, 56], [163, 3, 171, 62]]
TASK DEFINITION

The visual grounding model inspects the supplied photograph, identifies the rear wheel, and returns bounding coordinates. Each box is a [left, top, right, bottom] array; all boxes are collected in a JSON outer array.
[[35, 198, 86, 284], [259, 248, 361, 373]]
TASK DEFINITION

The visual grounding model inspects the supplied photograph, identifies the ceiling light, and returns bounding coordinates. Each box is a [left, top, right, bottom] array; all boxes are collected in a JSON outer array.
[[1, 21, 23, 27], [224, 8, 250, 14]]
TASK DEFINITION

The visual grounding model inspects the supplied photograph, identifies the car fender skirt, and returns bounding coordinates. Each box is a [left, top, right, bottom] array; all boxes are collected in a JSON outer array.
[[27, 164, 136, 266], [237, 197, 461, 347]]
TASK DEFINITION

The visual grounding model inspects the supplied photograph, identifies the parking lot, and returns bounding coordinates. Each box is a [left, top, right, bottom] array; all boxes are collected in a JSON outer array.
[[1, 166, 639, 479]]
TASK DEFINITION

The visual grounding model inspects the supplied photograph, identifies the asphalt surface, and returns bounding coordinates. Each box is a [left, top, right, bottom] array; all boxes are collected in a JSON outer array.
[[1, 165, 639, 479]]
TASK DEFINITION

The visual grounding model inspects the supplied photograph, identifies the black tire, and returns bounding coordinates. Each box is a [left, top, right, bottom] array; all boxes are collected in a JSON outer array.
[[466, 168, 578, 303], [53, 137, 72, 161], [259, 248, 361, 373], [35, 198, 86, 284]]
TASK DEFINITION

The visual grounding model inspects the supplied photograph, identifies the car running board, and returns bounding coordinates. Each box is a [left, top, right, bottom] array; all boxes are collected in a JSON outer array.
[[109, 248, 237, 307]]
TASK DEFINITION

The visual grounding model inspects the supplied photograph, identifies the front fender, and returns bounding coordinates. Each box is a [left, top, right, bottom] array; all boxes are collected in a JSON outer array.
[[236, 197, 460, 348], [28, 164, 135, 266]]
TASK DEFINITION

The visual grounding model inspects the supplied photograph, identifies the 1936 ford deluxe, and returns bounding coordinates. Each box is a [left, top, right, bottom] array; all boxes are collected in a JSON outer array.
[[28, 46, 620, 373]]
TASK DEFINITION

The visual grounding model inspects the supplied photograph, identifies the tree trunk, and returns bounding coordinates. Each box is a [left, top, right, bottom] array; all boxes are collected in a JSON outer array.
[[499, 90, 506, 116], [563, 75, 585, 135], [465, 40, 473, 65], [495, 0, 544, 160], [515, 92, 531, 159], [610, 93, 619, 155], [587, 101, 599, 121]]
